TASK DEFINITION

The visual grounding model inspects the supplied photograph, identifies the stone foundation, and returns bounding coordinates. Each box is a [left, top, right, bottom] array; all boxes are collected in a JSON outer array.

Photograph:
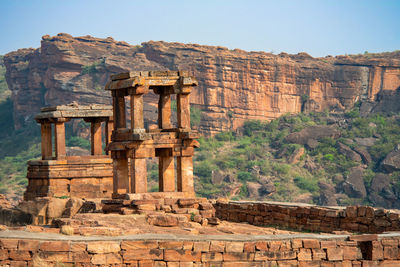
[[1, 232, 400, 266], [215, 201, 400, 234], [25, 157, 113, 200]]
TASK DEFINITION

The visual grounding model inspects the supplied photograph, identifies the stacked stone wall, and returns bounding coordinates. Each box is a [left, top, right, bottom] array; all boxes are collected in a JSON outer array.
[[1, 233, 400, 266], [215, 201, 400, 234]]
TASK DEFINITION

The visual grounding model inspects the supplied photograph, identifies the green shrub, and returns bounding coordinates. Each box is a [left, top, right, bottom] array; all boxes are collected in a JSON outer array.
[[237, 171, 255, 182], [294, 176, 319, 192]]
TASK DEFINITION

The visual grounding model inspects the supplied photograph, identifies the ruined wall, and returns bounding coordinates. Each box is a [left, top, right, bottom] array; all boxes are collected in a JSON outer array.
[[1, 234, 400, 266], [215, 201, 400, 234], [4, 34, 400, 135]]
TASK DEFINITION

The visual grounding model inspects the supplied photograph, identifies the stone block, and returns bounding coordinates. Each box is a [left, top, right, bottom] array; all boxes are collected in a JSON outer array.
[[72, 251, 91, 263], [155, 262, 167, 267], [371, 240, 383, 260], [343, 246, 359, 260], [164, 250, 201, 262], [36, 251, 73, 262], [268, 241, 282, 251], [123, 249, 163, 261], [0, 239, 18, 249], [223, 252, 254, 261], [0, 249, 8, 260], [225, 242, 244, 253], [9, 261, 27, 267], [255, 241, 267, 251], [9, 250, 31, 261], [360, 261, 380, 267], [18, 240, 39, 251], [381, 239, 398, 247], [297, 248, 312, 261], [291, 239, 303, 249], [193, 241, 210, 252], [87, 241, 120, 253], [91, 253, 122, 265], [183, 241, 193, 250], [121, 240, 158, 250], [158, 241, 183, 250], [210, 241, 225, 252], [326, 248, 343, 261], [254, 251, 296, 261], [201, 252, 223, 262], [303, 239, 320, 249], [243, 242, 256, 252], [312, 248, 326, 260], [384, 246, 399, 260], [298, 261, 320, 267], [39, 241, 70, 252]]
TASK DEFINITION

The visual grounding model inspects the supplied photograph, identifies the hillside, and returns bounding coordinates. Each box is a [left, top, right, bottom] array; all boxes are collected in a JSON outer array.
[[193, 110, 400, 209]]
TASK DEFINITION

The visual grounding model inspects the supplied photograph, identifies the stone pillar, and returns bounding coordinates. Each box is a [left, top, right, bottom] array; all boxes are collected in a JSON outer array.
[[158, 93, 172, 129], [177, 156, 194, 193], [177, 93, 191, 129], [131, 157, 147, 193], [130, 94, 144, 130], [112, 151, 129, 195], [90, 119, 103, 156], [158, 149, 175, 192], [105, 118, 113, 155], [54, 121, 66, 159], [40, 121, 53, 160], [113, 95, 126, 129]]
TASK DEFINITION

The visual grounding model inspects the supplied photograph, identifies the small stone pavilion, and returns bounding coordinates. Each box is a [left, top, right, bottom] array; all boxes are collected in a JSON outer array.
[[24, 104, 114, 200], [105, 71, 199, 199]]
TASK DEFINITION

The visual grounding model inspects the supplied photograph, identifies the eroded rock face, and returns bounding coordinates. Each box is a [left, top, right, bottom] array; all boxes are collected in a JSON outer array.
[[343, 167, 367, 199], [4, 34, 400, 135], [285, 125, 340, 145], [381, 149, 400, 172]]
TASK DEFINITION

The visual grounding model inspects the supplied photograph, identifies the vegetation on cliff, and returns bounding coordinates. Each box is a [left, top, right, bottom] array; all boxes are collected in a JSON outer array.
[[193, 110, 400, 208]]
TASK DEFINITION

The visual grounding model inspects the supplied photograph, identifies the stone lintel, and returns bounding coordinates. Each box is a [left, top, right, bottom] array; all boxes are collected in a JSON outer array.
[[106, 71, 197, 91], [35, 109, 112, 120]]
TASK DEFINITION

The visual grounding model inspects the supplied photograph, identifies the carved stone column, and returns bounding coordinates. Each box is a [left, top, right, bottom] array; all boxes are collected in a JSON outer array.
[[54, 121, 66, 159], [40, 120, 53, 160], [157, 148, 175, 192], [177, 93, 191, 129], [112, 150, 129, 195], [177, 156, 194, 193], [90, 118, 103, 156], [158, 93, 172, 129]]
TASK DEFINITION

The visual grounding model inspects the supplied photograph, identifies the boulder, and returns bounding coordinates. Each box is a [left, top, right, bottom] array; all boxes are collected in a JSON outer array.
[[337, 142, 362, 162], [353, 147, 372, 165], [247, 182, 262, 198], [368, 173, 397, 208], [288, 147, 305, 164], [147, 214, 179, 227], [354, 138, 377, 147], [318, 181, 337, 206], [381, 149, 400, 172], [343, 167, 367, 198], [62, 198, 84, 217], [285, 125, 340, 145], [258, 177, 276, 196]]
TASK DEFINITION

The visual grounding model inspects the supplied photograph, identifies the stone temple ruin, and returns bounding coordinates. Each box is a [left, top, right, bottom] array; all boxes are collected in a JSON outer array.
[[25, 104, 114, 200], [25, 71, 200, 202], [105, 71, 199, 199]]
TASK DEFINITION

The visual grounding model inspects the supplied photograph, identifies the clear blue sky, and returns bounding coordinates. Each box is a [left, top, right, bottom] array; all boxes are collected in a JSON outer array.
[[0, 0, 399, 57]]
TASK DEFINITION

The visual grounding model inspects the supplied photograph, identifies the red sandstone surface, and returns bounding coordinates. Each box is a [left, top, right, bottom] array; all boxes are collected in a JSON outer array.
[[4, 33, 400, 135]]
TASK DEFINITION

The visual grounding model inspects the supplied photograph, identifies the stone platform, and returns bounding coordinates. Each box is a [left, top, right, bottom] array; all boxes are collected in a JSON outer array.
[[25, 157, 113, 200]]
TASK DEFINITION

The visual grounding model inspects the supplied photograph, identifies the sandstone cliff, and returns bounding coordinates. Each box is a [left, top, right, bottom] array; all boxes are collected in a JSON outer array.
[[4, 33, 400, 135]]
